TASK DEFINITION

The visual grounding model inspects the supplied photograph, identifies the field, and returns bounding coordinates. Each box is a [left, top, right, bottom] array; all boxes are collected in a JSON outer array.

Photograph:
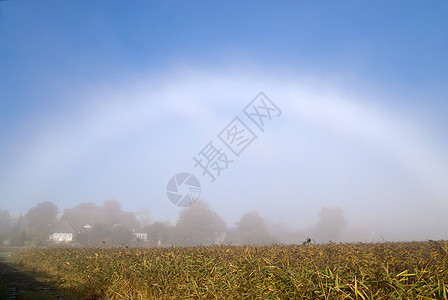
[[11, 241, 448, 299]]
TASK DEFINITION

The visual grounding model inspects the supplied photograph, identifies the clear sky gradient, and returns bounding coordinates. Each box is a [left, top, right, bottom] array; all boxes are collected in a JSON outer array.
[[1, 1, 447, 241]]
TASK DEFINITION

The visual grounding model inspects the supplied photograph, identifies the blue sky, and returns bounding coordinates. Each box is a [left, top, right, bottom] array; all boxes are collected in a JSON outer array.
[[1, 1, 447, 241]]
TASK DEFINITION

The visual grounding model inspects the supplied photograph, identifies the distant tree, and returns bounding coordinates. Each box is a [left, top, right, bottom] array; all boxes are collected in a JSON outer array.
[[144, 221, 174, 245], [9, 231, 26, 247], [314, 206, 347, 242], [266, 221, 307, 244], [136, 209, 152, 228], [0, 209, 12, 244], [237, 211, 278, 245], [110, 224, 132, 246], [73, 202, 97, 210], [90, 223, 111, 246], [9, 214, 26, 246], [103, 199, 121, 213], [26, 201, 58, 229], [74, 230, 90, 246], [175, 201, 226, 246], [25, 201, 58, 246]]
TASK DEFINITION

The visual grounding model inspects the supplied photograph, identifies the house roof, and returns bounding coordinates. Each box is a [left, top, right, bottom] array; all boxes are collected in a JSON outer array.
[[51, 218, 76, 234], [62, 207, 141, 232], [63, 208, 108, 232]]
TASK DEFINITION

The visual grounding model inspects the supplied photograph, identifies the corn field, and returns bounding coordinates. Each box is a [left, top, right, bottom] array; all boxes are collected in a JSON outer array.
[[12, 241, 448, 299]]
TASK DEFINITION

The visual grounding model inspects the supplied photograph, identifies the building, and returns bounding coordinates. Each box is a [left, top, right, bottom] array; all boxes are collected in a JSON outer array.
[[49, 219, 76, 243], [133, 232, 148, 241], [48, 206, 142, 245]]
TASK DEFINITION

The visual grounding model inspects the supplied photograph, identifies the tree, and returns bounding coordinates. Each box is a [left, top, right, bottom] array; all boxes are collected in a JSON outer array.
[[0, 209, 12, 244], [314, 206, 347, 242], [89, 223, 111, 246], [9, 214, 26, 246], [110, 224, 132, 246], [26, 201, 58, 229], [144, 221, 174, 246], [236, 211, 277, 245], [136, 209, 152, 228], [73, 202, 97, 210], [25, 201, 58, 246], [175, 201, 226, 246], [103, 199, 121, 213]]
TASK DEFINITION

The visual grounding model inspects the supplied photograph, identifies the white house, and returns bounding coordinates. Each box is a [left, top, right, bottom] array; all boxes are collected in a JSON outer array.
[[49, 219, 76, 243], [133, 232, 148, 240]]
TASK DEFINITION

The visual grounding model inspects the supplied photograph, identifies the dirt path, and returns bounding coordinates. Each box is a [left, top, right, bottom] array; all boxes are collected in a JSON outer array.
[[0, 254, 68, 300]]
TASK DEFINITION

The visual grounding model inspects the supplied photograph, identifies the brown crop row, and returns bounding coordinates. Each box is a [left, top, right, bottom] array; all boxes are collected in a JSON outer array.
[[12, 241, 448, 299]]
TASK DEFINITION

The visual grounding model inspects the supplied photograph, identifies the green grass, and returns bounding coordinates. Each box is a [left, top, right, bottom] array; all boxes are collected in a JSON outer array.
[[11, 241, 448, 299], [0, 248, 13, 299], [0, 249, 13, 262]]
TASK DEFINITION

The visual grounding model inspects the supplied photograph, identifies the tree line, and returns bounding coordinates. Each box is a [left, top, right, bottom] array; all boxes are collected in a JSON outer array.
[[0, 200, 346, 247]]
